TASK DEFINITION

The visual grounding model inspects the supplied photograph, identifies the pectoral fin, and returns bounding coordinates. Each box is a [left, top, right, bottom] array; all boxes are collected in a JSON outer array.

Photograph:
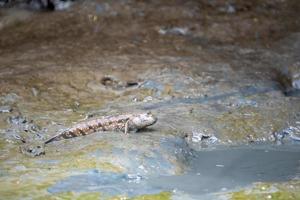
[[124, 119, 129, 134]]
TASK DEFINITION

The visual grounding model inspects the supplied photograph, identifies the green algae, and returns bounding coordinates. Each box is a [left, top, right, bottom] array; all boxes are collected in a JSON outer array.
[[0, 178, 54, 200], [231, 190, 300, 200], [33, 191, 171, 200], [59, 158, 123, 173], [230, 181, 300, 200], [108, 192, 171, 200], [215, 106, 288, 142], [0, 138, 6, 149], [129, 192, 171, 200], [216, 108, 264, 141], [35, 192, 101, 200], [0, 115, 9, 129]]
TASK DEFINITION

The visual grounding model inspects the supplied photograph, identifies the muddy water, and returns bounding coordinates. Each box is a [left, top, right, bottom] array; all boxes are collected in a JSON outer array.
[[46, 144, 300, 199], [150, 145, 300, 199]]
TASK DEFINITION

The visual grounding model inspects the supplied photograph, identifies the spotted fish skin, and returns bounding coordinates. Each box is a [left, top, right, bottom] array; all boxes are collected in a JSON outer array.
[[45, 112, 157, 144]]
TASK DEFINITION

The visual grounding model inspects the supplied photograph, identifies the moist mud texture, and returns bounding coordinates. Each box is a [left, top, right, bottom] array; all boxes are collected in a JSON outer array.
[[1, 0, 300, 199]]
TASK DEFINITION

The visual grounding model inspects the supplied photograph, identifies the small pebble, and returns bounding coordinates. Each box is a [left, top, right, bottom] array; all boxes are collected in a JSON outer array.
[[31, 87, 39, 97], [8, 116, 27, 125], [143, 96, 153, 102], [14, 165, 27, 171], [158, 27, 189, 36], [0, 106, 12, 113]]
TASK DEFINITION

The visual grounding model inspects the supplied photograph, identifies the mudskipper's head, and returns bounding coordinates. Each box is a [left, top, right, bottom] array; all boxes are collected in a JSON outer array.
[[131, 112, 157, 129]]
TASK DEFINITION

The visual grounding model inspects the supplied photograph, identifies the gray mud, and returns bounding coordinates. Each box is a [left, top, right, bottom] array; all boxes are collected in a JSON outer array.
[[141, 84, 280, 110]]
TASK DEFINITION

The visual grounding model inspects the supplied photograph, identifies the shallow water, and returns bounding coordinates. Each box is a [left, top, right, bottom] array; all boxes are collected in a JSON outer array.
[[150, 145, 300, 197], [47, 144, 300, 199]]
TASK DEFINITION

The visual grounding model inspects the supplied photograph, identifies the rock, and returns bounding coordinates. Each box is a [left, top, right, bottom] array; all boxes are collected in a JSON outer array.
[[184, 129, 219, 151], [290, 134, 300, 141], [218, 3, 236, 14], [95, 2, 110, 14], [14, 165, 27, 171], [281, 126, 300, 142], [0, 106, 12, 113], [101, 76, 123, 88], [0, 0, 8, 7], [158, 27, 189, 36], [99, 76, 139, 90], [143, 96, 153, 102], [190, 131, 210, 143], [0, 93, 19, 104], [277, 62, 300, 96], [20, 142, 45, 157], [271, 125, 300, 144], [54, 0, 72, 11], [140, 80, 164, 96], [8, 115, 27, 125], [7, 115, 46, 144], [31, 87, 39, 97], [188, 130, 218, 144], [28, 0, 73, 11]]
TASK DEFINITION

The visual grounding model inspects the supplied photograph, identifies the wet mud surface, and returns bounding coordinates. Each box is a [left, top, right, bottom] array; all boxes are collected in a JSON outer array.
[[1, 0, 300, 199]]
